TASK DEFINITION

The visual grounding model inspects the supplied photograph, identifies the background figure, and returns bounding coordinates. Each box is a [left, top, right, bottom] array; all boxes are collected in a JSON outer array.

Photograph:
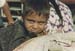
[[46, 0, 74, 33], [0, 0, 14, 27], [0, 0, 6, 8]]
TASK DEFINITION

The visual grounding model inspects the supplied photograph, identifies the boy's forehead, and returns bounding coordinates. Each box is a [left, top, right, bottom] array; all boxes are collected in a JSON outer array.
[[25, 12, 47, 21]]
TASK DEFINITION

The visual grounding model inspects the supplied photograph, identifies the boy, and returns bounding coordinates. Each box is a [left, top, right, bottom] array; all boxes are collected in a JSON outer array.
[[0, 0, 50, 51], [22, 0, 50, 37], [10, 0, 50, 50]]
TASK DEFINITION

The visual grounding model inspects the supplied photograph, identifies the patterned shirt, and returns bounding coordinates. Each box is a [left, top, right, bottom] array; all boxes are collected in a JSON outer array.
[[46, 1, 74, 33]]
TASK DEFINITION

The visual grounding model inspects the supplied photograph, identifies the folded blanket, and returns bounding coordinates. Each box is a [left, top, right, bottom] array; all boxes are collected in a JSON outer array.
[[13, 32, 75, 51]]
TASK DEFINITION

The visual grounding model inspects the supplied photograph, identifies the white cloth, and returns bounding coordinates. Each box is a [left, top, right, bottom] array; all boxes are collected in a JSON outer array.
[[0, 0, 6, 8], [13, 32, 75, 51]]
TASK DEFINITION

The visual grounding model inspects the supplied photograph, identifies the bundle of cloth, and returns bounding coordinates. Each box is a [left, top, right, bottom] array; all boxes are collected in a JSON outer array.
[[13, 32, 75, 51]]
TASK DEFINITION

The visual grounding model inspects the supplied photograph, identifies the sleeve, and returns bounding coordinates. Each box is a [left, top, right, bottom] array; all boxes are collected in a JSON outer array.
[[9, 37, 26, 51], [59, 1, 74, 32], [0, 0, 6, 8], [8, 21, 27, 51], [46, 1, 74, 33]]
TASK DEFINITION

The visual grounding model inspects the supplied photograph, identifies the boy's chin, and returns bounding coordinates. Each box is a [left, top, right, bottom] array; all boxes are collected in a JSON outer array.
[[28, 32, 38, 37], [30, 31, 41, 34], [29, 31, 38, 34]]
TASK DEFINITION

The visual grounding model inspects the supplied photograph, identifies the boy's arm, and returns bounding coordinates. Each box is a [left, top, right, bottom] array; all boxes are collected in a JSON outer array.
[[2, 2, 14, 25]]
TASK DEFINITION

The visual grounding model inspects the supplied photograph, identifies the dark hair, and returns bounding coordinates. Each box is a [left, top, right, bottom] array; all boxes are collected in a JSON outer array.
[[49, 0, 63, 24], [22, 0, 50, 19]]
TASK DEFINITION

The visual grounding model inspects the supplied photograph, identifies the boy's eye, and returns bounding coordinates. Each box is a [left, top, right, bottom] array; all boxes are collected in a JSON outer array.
[[26, 19, 35, 23], [29, 21, 35, 23], [38, 22, 46, 25]]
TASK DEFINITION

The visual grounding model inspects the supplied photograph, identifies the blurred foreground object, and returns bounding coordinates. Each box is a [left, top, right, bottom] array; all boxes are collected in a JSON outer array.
[[13, 32, 75, 51]]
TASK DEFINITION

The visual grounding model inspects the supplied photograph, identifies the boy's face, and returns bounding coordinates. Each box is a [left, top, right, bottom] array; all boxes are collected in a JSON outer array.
[[24, 11, 47, 34]]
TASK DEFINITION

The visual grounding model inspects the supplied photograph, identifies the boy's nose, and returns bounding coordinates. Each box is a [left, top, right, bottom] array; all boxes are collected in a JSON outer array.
[[33, 23, 38, 29]]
